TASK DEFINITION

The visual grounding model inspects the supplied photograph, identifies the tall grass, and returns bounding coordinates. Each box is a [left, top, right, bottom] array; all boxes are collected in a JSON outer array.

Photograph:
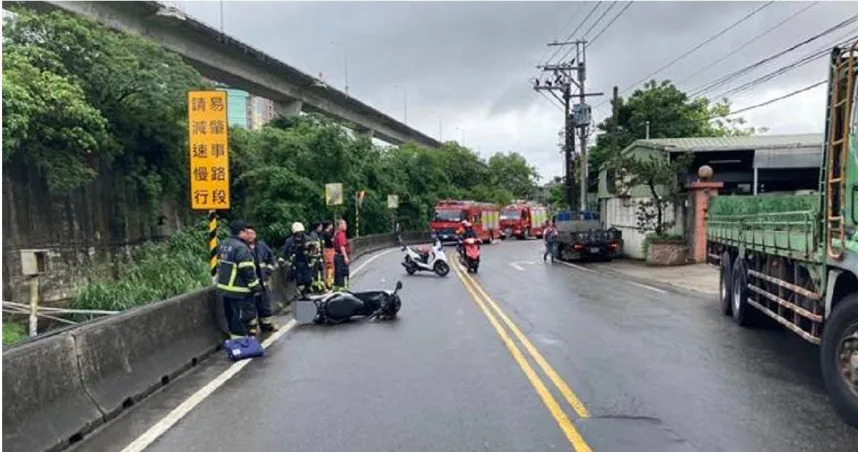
[[3, 322, 28, 346], [71, 221, 226, 312]]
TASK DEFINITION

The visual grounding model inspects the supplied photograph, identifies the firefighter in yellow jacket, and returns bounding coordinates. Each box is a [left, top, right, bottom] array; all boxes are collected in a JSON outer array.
[[216, 220, 262, 338]]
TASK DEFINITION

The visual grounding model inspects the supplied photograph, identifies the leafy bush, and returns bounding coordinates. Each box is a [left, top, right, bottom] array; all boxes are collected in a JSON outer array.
[[3, 322, 28, 346], [71, 220, 223, 312]]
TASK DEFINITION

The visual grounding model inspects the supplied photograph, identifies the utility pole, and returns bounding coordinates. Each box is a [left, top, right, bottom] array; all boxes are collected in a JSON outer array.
[[611, 86, 619, 155], [534, 39, 602, 211], [535, 62, 575, 209], [576, 42, 589, 211]]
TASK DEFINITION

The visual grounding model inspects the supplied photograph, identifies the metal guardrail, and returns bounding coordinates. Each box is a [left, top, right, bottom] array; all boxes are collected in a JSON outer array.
[[2, 301, 118, 336]]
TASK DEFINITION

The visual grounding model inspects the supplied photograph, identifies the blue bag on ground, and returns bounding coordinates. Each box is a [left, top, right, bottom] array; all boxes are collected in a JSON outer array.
[[223, 336, 264, 361]]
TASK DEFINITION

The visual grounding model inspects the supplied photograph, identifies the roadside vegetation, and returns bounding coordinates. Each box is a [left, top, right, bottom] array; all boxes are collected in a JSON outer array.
[[70, 222, 224, 313], [2, 9, 542, 315], [2, 322, 27, 347]]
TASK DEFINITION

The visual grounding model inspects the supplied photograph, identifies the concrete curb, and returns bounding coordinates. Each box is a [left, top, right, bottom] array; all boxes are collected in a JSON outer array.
[[1, 231, 429, 452]]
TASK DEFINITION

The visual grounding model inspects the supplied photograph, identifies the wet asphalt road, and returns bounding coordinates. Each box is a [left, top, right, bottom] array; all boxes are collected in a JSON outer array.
[[75, 240, 858, 452]]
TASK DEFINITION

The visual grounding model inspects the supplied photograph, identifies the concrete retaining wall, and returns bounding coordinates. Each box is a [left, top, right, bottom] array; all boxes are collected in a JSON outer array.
[[2, 231, 428, 452]]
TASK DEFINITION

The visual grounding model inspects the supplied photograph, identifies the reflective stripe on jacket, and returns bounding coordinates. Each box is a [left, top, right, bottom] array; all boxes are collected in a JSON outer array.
[[216, 236, 261, 295]]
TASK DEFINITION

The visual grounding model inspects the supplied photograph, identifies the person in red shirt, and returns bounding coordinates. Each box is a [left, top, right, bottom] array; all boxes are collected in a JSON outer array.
[[332, 219, 351, 291]]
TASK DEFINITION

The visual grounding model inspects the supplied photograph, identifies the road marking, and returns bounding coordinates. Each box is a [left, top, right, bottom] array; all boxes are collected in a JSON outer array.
[[121, 318, 297, 452], [510, 263, 525, 271], [351, 248, 396, 275], [628, 280, 666, 294], [555, 260, 597, 274], [452, 264, 593, 452], [459, 265, 590, 418], [120, 248, 389, 452]]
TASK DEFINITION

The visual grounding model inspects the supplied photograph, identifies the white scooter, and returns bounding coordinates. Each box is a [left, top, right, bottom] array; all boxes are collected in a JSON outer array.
[[400, 235, 450, 277]]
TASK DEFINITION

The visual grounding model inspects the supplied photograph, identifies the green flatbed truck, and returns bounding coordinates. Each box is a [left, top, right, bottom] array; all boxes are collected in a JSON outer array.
[[706, 41, 858, 426]]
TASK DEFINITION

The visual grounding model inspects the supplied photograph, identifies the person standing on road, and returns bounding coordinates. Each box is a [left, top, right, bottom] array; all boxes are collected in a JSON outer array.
[[333, 219, 351, 291], [322, 221, 335, 289], [216, 220, 262, 339], [280, 222, 315, 297], [246, 226, 278, 334], [543, 221, 558, 263]]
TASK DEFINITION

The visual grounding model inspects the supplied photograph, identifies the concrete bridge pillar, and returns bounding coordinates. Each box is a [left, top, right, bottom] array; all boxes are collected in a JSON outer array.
[[274, 99, 303, 117]]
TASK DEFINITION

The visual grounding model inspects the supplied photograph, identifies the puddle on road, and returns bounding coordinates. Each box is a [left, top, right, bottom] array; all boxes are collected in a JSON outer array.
[[575, 416, 697, 452]]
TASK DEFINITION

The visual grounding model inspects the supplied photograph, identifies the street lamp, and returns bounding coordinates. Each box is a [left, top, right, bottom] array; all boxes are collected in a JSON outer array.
[[329, 40, 349, 95], [393, 84, 407, 125]]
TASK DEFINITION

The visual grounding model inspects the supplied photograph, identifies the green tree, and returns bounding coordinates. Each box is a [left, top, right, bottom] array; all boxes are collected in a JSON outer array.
[[2, 44, 111, 191], [486, 152, 540, 201], [588, 80, 760, 181], [609, 151, 692, 236], [4, 8, 207, 205]]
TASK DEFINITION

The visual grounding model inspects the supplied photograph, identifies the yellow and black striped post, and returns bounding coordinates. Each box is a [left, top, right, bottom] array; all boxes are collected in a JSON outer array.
[[209, 210, 218, 278]]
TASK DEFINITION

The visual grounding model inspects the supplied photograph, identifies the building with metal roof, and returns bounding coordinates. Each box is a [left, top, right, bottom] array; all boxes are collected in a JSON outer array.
[[597, 133, 824, 259], [599, 133, 824, 198]]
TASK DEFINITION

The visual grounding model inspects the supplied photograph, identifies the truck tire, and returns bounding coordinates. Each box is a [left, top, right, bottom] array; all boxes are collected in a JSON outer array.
[[731, 260, 763, 327], [821, 293, 858, 427], [719, 252, 733, 316]]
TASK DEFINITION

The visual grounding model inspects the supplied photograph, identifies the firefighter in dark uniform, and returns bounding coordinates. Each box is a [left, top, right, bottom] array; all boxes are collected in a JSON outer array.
[[307, 240, 326, 294], [246, 226, 278, 335], [280, 222, 319, 297], [216, 221, 262, 339]]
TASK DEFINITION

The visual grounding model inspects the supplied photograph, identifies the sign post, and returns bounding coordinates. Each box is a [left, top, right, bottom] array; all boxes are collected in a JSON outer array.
[[187, 90, 230, 279], [355, 191, 366, 237], [387, 194, 399, 233]]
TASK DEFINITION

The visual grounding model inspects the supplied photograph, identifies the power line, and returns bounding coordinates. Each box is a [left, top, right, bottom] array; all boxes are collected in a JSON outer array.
[[690, 13, 858, 97], [708, 32, 858, 100], [713, 79, 827, 118], [536, 3, 586, 67], [587, 1, 634, 47], [596, 1, 774, 110], [536, 88, 565, 113], [678, 2, 819, 87], [582, 1, 618, 41], [548, 1, 602, 64]]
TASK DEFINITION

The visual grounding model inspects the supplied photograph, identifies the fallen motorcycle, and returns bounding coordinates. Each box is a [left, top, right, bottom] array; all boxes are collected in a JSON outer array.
[[294, 281, 403, 325]]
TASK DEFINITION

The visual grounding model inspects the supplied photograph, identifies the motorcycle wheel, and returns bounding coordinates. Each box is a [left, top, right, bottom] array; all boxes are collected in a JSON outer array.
[[434, 261, 450, 277], [406, 266, 416, 275]]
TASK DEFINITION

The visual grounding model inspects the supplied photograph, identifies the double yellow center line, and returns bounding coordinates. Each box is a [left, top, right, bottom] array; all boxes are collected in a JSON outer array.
[[453, 263, 593, 452]]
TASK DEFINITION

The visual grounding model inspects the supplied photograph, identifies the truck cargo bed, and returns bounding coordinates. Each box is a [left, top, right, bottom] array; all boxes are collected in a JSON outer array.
[[706, 195, 821, 262]]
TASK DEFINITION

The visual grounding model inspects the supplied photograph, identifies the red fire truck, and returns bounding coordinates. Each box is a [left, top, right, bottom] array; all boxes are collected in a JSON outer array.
[[431, 200, 499, 244], [499, 203, 549, 240]]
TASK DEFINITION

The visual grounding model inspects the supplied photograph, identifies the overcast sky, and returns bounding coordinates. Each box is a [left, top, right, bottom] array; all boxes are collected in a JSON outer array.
[[174, 1, 858, 180]]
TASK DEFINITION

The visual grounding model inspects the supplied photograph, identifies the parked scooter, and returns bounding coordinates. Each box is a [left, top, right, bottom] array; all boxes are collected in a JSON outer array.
[[294, 281, 403, 325], [400, 235, 450, 277], [459, 237, 481, 273]]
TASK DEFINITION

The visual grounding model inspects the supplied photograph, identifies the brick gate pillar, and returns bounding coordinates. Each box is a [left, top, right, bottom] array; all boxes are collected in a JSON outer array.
[[685, 180, 723, 263]]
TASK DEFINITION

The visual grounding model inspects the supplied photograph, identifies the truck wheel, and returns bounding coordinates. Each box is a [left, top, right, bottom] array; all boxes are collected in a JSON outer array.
[[821, 293, 858, 427], [719, 252, 733, 316], [731, 260, 762, 327]]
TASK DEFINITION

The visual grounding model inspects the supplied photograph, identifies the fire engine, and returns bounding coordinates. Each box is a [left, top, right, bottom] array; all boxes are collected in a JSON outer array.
[[499, 203, 549, 240], [430, 200, 499, 244]]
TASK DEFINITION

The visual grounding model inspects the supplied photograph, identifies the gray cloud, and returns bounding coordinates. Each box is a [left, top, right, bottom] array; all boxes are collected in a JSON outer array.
[[176, 1, 858, 179]]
